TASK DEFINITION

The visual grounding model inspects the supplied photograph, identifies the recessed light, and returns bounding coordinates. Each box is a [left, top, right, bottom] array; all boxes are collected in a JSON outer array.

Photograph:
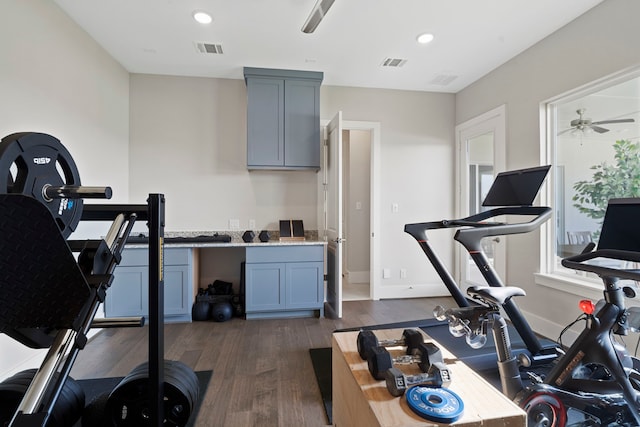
[[416, 33, 434, 44], [193, 11, 212, 24]]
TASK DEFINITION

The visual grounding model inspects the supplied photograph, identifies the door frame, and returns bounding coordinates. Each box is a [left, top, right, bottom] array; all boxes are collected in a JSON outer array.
[[455, 105, 507, 286], [320, 119, 381, 310]]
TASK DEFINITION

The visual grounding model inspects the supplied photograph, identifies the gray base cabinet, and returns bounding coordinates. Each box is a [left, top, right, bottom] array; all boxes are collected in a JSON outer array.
[[105, 247, 193, 323], [245, 245, 324, 319]]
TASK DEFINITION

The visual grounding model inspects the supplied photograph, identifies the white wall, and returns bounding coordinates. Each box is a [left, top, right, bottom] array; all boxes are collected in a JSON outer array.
[[129, 74, 320, 232], [321, 87, 457, 294], [345, 130, 371, 280], [0, 0, 129, 378], [455, 0, 640, 336]]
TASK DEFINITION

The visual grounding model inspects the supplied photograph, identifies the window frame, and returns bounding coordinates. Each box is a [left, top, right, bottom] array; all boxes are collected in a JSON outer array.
[[537, 66, 640, 298]]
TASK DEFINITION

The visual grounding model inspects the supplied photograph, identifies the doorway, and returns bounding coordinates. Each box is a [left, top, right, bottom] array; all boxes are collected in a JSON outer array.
[[342, 129, 372, 301], [322, 118, 380, 317], [455, 105, 506, 292]]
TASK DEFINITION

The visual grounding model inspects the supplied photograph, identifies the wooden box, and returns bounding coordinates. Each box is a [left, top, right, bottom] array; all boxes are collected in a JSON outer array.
[[332, 328, 526, 427]]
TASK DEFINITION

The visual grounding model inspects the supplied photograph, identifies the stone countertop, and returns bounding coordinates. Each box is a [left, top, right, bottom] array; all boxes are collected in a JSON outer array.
[[125, 230, 327, 249]]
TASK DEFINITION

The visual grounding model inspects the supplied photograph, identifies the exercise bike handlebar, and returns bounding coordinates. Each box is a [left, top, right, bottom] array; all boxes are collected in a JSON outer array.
[[562, 248, 640, 283], [404, 206, 551, 240], [454, 207, 552, 250]]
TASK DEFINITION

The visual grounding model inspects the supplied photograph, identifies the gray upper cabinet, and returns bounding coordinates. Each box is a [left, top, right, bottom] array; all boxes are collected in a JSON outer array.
[[244, 67, 323, 170]]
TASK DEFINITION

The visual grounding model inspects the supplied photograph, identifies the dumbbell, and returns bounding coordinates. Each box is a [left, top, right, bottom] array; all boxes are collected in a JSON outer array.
[[357, 329, 425, 360], [384, 363, 452, 397], [367, 341, 443, 380]]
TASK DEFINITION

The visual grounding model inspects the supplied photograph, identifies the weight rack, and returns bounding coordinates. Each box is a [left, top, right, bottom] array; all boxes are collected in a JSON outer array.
[[81, 195, 166, 427], [0, 193, 167, 427]]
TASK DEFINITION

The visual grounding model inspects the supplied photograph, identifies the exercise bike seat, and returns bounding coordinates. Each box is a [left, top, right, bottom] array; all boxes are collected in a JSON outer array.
[[467, 285, 526, 306]]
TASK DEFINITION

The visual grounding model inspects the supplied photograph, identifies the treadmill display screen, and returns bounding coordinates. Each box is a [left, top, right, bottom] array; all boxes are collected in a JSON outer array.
[[482, 165, 551, 207], [597, 198, 640, 251]]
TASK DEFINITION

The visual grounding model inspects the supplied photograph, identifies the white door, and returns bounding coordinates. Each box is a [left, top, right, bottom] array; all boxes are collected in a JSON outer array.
[[455, 105, 506, 291], [325, 111, 344, 318]]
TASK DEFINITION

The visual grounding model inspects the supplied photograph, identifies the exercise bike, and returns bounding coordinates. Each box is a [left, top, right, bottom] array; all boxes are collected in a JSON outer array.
[[404, 165, 561, 372], [435, 197, 640, 426]]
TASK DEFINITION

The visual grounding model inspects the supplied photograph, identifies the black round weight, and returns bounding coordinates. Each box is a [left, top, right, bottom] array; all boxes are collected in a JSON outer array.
[[0, 132, 82, 238], [242, 230, 255, 243], [191, 301, 210, 321], [106, 360, 199, 427], [210, 301, 233, 322], [0, 369, 85, 427], [258, 230, 270, 242]]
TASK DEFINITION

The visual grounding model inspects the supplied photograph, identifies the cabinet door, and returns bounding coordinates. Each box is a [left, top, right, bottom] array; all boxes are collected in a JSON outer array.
[[245, 263, 285, 312], [285, 262, 323, 309], [247, 77, 285, 167], [164, 265, 189, 316], [284, 79, 321, 168], [105, 266, 148, 317]]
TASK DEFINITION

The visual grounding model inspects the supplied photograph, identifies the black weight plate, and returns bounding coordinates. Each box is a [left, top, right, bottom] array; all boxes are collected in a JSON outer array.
[[107, 360, 199, 427], [0, 132, 83, 238], [0, 369, 85, 427], [405, 386, 464, 424]]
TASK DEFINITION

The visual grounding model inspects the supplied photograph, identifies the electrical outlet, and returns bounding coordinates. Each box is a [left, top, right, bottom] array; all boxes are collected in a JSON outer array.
[[383, 268, 391, 279], [400, 268, 407, 279], [229, 219, 240, 230], [249, 219, 256, 229]]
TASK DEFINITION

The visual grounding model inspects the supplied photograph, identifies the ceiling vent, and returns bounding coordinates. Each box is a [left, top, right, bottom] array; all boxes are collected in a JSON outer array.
[[194, 42, 224, 54], [381, 58, 407, 68], [429, 74, 458, 86]]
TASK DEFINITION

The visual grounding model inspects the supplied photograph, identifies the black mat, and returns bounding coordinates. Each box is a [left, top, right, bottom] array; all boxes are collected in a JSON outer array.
[[309, 348, 332, 425], [75, 370, 212, 427]]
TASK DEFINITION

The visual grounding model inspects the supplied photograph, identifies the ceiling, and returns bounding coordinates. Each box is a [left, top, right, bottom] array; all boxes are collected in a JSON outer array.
[[53, 0, 604, 93]]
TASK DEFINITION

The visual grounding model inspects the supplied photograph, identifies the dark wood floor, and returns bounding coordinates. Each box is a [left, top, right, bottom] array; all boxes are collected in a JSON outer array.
[[70, 297, 454, 426]]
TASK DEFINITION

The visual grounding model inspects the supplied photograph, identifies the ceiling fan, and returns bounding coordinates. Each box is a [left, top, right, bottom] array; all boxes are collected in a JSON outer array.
[[558, 108, 635, 135]]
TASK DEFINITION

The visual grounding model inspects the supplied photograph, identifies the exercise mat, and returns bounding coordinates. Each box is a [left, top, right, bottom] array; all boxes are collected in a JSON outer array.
[[309, 348, 332, 425]]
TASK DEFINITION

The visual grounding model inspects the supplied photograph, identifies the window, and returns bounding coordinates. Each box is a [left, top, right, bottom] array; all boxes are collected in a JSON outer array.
[[545, 69, 640, 279]]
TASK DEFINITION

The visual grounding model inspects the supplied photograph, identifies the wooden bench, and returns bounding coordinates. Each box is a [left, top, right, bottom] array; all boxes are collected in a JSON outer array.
[[332, 328, 526, 426]]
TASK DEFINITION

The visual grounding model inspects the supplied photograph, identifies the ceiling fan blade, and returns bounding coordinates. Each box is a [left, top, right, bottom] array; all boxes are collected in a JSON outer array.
[[592, 118, 635, 125], [590, 125, 609, 133], [557, 128, 574, 135], [301, 0, 335, 33]]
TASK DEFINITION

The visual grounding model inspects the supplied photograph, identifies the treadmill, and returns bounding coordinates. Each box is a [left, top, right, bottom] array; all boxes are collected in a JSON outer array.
[[404, 165, 560, 376]]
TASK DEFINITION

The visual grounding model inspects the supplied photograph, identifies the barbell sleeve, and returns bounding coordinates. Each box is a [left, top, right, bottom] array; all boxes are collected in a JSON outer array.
[[43, 185, 112, 201]]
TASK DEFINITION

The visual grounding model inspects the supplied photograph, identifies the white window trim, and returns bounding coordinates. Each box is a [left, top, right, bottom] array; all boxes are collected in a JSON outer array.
[[538, 65, 640, 299]]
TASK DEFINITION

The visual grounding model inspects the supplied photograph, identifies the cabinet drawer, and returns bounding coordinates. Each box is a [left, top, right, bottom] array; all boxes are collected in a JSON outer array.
[[120, 247, 191, 267], [246, 245, 323, 263]]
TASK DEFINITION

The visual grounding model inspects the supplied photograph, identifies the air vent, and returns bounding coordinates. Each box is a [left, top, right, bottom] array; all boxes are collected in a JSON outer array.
[[194, 42, 224, 54], [429, 74, 458, 86], [381, 58, 407, 68]]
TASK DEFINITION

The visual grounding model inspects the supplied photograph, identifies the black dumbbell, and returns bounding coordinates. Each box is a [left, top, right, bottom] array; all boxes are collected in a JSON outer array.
[[357, 329, 425, 360], [367, 342, 443, 380], [384, 363, 452, 397]]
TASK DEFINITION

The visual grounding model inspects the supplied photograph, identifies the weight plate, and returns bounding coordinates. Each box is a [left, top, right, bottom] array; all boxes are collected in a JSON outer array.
[[107, 360, 199, 426], [405, 386, 464, 424], [0, 132, 82, 238], [0, 369, 85, 427]]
